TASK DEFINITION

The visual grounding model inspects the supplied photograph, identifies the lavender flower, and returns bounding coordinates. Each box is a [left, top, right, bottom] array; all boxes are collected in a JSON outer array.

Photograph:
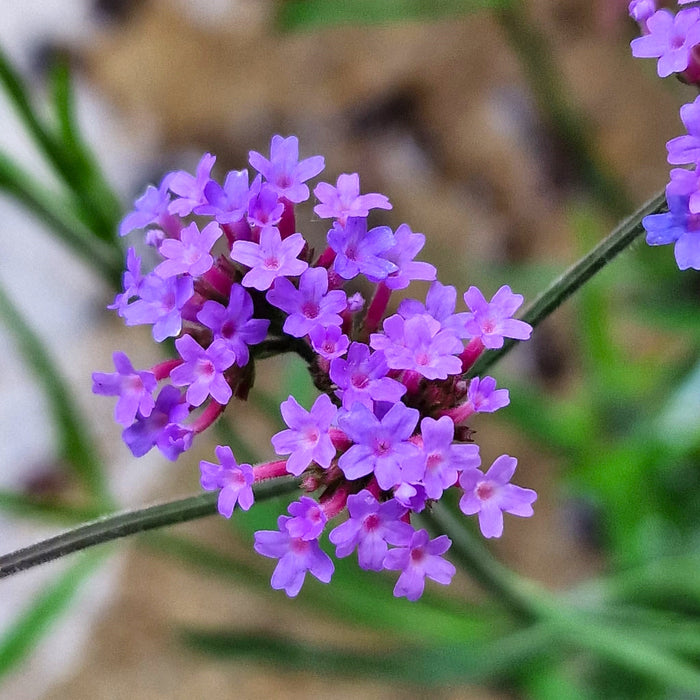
[[466, 376, 510, 414], [666, 167, 700, 213], [286, 497, 327, 541], [170, 335, 236, 407], [383, 530, 456, 601], [381, 224, 437, 290], [92, 352, 157, 426], [266, 267, 347, 338], [249, 135, 325, 204], [630, 8, 700, 77], [168, 153, 216, 216], [629, 0, 656, 24], [121, 274, 194, 342], [459, 455, 537, 538], [330, 343, 406, 410], [308, 324, 350, 360], [643, 194, 700, 269], [200, 445, 255, 517], [462, 285, 532, 349], [329, 490, 413, 571], [119, 177, 174, 237], [338, 402, 421, 489], [247, 179, 284, 230], [196, 169, 250, 224], [122, 385, 190, 460], [414, 416, 481, 500], [313, 173, 391, 224], [327, 217, 397, 281], [667, 96, 700, 165], [109, 248, 144, 313], [231, 227, 308, 291], [254, 515, 334, 597], [370, 313, 463, 380], [398, 281, 470, 338], [155, 221, 222, 278], [197, 283, 269, 366], [271, 394, 337, 476]]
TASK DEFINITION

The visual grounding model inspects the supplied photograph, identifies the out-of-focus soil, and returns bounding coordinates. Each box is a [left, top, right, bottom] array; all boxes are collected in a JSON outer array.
[[41, 0, 682, 697]]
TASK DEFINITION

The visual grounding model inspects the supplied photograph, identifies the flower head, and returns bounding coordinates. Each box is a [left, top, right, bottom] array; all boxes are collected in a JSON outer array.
[[462, 285, 532, 349], [200, 445, 255, 517]]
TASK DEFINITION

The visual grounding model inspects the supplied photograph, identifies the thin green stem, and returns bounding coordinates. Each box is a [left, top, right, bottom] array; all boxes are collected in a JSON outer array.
[[468, 189, 667, 377], [0, 478, 300, 579]]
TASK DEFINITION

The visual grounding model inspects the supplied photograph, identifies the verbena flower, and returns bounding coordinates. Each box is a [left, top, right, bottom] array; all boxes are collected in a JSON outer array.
[[97, 134, 537, 600]]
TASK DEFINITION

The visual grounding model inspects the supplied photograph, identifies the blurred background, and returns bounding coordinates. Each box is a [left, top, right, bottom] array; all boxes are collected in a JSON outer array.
[[0, 1, 698, 698]]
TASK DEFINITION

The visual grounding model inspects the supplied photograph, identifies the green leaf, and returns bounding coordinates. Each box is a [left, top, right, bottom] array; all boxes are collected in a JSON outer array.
[[183, 623, 554, 686], [0, 280, 110, 503], [276, 0, 513, 31], [0, 550, 105, 678]]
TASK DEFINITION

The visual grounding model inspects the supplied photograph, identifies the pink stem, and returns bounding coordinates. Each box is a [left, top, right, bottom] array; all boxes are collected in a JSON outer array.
[[222, 219, 252, 248], [364, 282, 392, 335], [441, 402, 475, 425], [192, 400, 226, 434], [329, 428, 352, 452], [401, 370, 423, 395], [151, 358, 183, 380], [320, 482, 353, 519], [315, 246, 336, 269], [278, 198, 296, 239], [459, 338, 485, 373], [253, 459, 289, 482]]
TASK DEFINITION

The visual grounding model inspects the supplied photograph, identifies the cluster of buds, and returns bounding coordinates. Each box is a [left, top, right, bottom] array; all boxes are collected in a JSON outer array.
[[93, 135, 537, 600], [630, 0, 700, 268]]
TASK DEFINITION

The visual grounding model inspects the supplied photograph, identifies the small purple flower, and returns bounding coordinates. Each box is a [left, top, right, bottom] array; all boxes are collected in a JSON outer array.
[[398, 281, 470, 338], [119, 176, 175, 237], [329, 491, 413, 571], [121, 273, 194, 342], [231, 227, 308, 291], [414, 416, 481, 500], [308, 324, 350, 360], [643, 195, 700, 270], [249, 135, 325, 204], [630, 8, 700, 78], [346, 292, 365, 313], [462, 285, 532, 349], [122, 385, 190, 459], [327, 217, 398, 281], [197, 283, 269, 366], [381, 224, 437, 291], [157, 423, 194, 461], [629, 0, 656, 25], [109, 247, 144, 313], [170, 335, 236, 407], [667, 96, 700, 166], [666, 167, 700, 213], [466, 376, 510, 414], [155, 221, 222, 278], [370, 314, 463, 380], [286, 497, 327, 541], [337, 402, 421, 490], [266, 267, 347, 338], [459, 454, 537, 538], [313, 172, 391, 225], [383, 529, 456, 601], [200, 445, 255, 517], [254, 515, 334, 597], [246, 178, 284, 230], [92, 351, 157, 426], [271, 394, 338, 476], [196, 169, 250, 224], [330, 342, 406, 410], [168, 153, 216, 216]]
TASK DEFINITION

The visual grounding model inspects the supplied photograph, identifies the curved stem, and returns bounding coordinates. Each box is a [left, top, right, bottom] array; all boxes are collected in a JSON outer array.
[[467, 189, 666, 378], [0, 477, 300, 579]]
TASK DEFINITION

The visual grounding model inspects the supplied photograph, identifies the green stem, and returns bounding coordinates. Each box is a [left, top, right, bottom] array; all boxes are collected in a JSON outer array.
[[468, 189, 666, 378], [0, 478, 300, 579]]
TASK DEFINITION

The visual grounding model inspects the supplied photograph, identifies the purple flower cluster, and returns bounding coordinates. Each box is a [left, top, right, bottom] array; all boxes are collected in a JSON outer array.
[[94, 135, 536, 600], [630, 1, 700, 269]]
